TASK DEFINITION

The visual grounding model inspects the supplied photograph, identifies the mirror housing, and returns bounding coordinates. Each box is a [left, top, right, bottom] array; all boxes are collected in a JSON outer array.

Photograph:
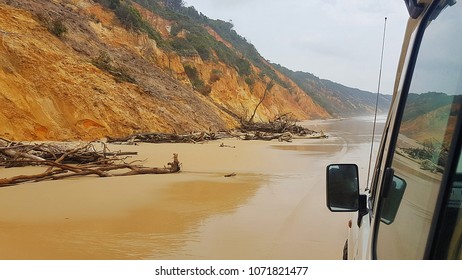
[[326, 164, 360, 212], [380, 174, 407, 225]]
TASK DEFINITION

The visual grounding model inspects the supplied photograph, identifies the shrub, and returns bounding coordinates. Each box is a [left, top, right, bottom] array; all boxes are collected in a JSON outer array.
[[183, 64, 211, 95], [245, 77, 255, 87], [197, 84, 212, 96], [36, 14, 67, 38], [195, 44, 211, 61], [184, 64, 199, 80], [92, 51, 112, 71], [236, 58, 251, 76], [96, 0, 165, 48], [50, 19, 67, 38], [170, 37, 196, 56], [209, 69, 222, 83], [170, 24, 182, 36]]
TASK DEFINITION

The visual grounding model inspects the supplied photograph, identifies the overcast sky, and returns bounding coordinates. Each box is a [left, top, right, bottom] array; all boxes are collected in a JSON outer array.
[[183, 0, 410, 94]]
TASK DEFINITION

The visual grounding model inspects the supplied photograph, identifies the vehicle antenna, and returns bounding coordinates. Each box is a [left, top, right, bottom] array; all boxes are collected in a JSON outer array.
[[366, 17, 387, 191]]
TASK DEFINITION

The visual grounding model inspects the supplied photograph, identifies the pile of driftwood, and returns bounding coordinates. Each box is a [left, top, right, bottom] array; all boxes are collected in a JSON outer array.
[[241, 114, 313, 135], [0, 138, 180, 187], [239, 114, 320, 142], [105, 115, 324, 145], [239, 131, 293, 142], [106, 131, 228, 145]]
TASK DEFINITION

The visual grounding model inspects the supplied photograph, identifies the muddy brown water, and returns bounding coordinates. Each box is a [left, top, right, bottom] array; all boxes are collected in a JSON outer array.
[[0, 117, 385, 259]]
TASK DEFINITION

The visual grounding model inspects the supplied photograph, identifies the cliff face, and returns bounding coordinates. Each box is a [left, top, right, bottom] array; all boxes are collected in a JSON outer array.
[[0, 0, 329, 141], [400, 93, 462, 144], [273, 64, 392, 118]]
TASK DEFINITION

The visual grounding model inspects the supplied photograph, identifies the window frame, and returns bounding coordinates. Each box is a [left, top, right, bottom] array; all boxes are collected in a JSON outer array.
[[371, 0, 447, 259]]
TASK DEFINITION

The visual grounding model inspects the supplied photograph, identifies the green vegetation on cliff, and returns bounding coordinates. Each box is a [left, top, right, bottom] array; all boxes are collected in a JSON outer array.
[[402, 92, 456, 121], [95, 0, 384, 117], [131, 0, 286, 83], [96, 0, 165, 45], [273, 63, 392, 117]]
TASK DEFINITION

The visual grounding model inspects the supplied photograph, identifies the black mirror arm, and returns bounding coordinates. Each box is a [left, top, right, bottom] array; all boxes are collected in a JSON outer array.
[[381, 167, 395, 199], [357, 194, 369, 227]]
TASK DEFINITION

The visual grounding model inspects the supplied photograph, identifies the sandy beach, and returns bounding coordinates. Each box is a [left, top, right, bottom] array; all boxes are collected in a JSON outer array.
[[0, 117, 384, 259]]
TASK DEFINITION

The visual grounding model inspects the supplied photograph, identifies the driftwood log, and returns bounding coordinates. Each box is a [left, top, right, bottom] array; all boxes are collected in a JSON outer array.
[[0, 139, 180, 187]]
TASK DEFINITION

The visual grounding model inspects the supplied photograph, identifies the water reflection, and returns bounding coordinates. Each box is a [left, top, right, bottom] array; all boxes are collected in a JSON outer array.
[[271, 144, 343, 154]]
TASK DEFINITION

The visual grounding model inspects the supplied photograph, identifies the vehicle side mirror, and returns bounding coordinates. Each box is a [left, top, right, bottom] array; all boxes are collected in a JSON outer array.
[[326, 164, 360, 212], [380, 175, 407, 225]]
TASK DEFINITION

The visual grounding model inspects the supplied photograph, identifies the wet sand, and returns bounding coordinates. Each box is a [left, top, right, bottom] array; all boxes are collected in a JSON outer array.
[[0, 117, 384, 259]]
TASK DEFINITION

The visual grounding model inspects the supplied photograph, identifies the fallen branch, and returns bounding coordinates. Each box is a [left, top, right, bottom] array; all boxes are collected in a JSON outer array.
[[0, 140, 114, 167], [219, 142, 236, 148], [0, 139, 180, 187], [0, 153, 180, 187]]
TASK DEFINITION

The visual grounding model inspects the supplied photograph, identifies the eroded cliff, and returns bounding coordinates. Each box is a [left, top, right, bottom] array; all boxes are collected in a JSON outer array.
[[0, 0, 329, 141]]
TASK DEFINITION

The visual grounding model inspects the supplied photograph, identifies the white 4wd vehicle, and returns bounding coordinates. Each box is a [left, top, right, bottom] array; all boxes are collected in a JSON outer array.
[[326, 0, 462, 259]]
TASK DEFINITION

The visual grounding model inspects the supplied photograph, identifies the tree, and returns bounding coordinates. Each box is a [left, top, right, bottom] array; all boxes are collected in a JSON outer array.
[[163, 0, 185, 11], [248, 80, 274, 123]]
